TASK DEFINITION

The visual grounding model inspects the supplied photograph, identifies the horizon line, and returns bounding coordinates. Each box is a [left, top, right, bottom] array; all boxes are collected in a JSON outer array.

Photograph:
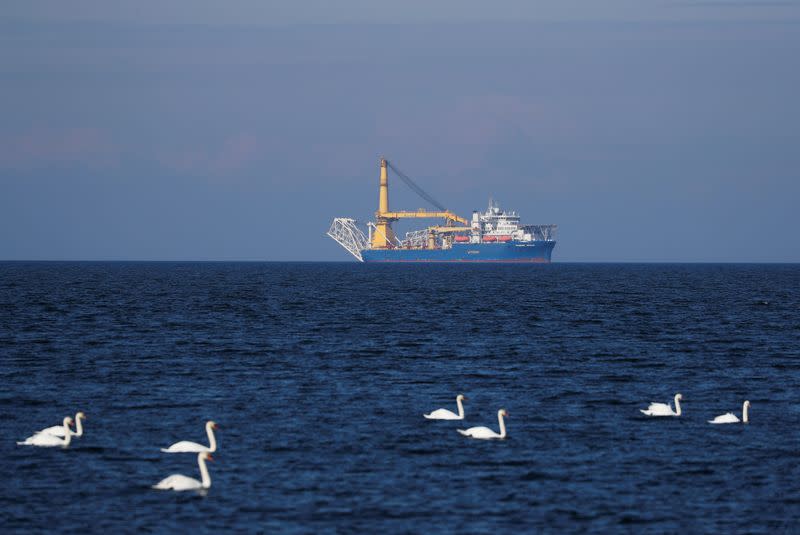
[[1, 259, 798, 265]]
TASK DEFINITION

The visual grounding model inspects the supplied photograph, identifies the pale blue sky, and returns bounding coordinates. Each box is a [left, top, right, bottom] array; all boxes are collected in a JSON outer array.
[[1, 2, 799, 261]]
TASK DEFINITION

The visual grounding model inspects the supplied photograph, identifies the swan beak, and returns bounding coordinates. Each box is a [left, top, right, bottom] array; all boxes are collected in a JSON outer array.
[[212, 423, 219, 429], [207, 455, 214, 462]]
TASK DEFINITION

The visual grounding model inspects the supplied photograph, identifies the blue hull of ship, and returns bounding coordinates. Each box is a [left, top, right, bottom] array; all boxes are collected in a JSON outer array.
[[361, 241, 556, 263]]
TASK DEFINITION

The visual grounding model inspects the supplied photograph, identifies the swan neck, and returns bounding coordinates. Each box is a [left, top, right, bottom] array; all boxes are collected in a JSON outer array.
[[456, 398, 464, 419], [498, 412, 506, 438], [198, 455, 211, 488], [206, 424, 217, 452], [74, 415, 83, 437], [62, 422, 72, 447], [674, 396, 681, 416], [743, 402, 749, 423]]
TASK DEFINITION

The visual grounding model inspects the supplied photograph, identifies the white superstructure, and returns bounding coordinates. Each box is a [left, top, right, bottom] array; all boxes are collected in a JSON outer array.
[[469, 199, 556, 244]]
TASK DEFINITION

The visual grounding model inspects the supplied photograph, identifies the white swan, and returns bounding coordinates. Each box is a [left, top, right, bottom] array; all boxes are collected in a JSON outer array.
[[37, 412, 86, 437], [709, 400, 750, 424], [640, 393, 682, 417], [424, 394, 467, 420], [458, 409, 508, 440], [17, 417, 73, 448], [153, 452, 213, 491], [161, 421, 218, 453]]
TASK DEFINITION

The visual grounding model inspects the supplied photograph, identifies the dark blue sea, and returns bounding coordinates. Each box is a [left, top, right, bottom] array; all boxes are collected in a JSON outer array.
[[1, 262, 799, 533]]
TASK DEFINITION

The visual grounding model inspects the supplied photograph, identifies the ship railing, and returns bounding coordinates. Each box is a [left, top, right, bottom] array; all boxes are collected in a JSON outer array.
[[327, 218, 369, 262]]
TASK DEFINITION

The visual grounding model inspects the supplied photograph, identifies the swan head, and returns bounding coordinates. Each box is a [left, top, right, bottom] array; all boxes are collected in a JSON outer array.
[[76, 412, 86, 420], [63, 416, 74, 427], [499, 409, 508, 418], [744, 400, 751, 408], [675, 393, 683, 401], [207, 421, 219, 430], [457, 394, 467, 402], [200, 452, 214, 462]]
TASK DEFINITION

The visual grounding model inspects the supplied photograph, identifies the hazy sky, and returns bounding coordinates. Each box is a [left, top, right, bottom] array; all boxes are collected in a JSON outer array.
[[1, 2, 799, 261]]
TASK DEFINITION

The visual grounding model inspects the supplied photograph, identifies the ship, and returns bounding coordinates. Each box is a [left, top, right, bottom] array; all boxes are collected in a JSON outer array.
[[327, 158, 556, 263]]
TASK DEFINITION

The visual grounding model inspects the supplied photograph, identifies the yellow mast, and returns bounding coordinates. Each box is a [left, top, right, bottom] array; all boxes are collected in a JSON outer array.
[[371, 158, 397, 249], [379, 157, 389, 214]]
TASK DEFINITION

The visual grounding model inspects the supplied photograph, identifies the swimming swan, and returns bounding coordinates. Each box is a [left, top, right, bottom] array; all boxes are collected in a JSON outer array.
[[161, 421, 218, 453], [640, 393, 682, 417], [458, 409, 508, 439], [37, 412, 86, 437], [17, 417, 73, 448], [424, 394, 467, 420], [153, 452, 213, 491], [709, 400, 750, 424]]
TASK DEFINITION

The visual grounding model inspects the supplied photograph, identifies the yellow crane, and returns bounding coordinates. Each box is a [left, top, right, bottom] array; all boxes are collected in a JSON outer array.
[[371, 158, 469, 249]]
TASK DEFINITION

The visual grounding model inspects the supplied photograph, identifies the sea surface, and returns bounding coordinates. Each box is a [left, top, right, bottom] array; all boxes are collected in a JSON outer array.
[[1, 262, 799, 533]]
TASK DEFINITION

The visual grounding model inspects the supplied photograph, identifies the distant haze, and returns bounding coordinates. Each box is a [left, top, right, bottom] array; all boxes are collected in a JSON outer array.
[[1, 1, 799, 261]]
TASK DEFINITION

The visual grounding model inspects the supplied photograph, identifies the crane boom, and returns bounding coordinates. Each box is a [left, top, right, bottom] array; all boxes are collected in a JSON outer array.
[[426, 226, 472, 233], [382, 211, 468, 225]]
